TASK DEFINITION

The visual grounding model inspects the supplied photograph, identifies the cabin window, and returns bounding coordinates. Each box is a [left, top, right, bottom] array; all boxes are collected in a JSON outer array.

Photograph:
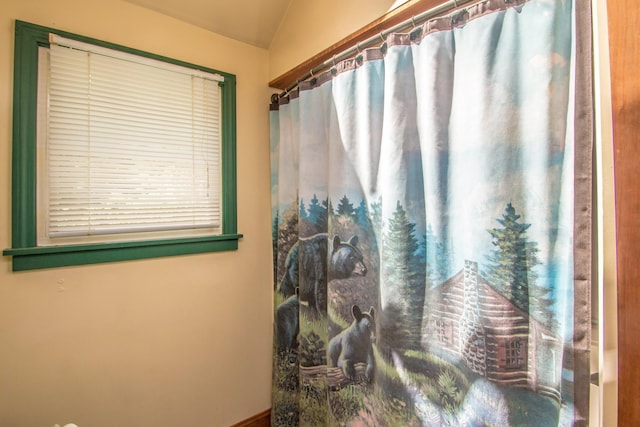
[[434, 319, 450, 343], [504, 340, 525, 368]]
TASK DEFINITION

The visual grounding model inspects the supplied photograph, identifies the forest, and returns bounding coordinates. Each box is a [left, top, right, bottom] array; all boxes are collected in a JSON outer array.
[[271, 193, 562, 426]]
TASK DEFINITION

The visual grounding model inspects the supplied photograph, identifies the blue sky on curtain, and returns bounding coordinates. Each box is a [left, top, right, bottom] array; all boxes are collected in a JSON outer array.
[[270, 0, 592, 425]]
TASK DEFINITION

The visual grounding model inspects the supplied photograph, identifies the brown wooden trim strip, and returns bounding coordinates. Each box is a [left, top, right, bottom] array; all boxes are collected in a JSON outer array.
[[609, 0, 640, 424], [268, 0, 446, 90], [229, 409, 270, 427]]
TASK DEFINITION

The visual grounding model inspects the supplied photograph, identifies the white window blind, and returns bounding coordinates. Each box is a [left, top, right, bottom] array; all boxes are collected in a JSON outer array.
[[42, 36, 224, 242]]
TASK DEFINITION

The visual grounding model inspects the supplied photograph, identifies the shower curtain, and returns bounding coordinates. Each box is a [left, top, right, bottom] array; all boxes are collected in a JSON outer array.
[[270, 0, 592, 425]]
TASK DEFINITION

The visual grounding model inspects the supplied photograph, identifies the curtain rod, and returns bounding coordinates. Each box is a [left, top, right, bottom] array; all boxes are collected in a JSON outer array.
[[272, 0, 480, 98]]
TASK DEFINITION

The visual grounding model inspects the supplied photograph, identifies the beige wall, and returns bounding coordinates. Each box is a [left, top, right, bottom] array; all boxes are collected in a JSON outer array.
[[268, 0, 401, 81], [0, 1, 273, 426]]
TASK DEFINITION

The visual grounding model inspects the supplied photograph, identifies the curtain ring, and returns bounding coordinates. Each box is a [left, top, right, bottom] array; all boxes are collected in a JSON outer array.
[[332, 55, 337, 66], [453, 0, 459, 7], [379, 32, 385, 43], [411, 16, 417, 28], [356, 42, 361, 54]]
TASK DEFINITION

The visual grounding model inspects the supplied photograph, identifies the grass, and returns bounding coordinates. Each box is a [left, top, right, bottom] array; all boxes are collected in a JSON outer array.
[[273, 289, 560, 425]]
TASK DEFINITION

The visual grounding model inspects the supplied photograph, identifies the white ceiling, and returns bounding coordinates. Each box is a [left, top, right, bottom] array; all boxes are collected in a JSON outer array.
[[123, 0, 293, 48]]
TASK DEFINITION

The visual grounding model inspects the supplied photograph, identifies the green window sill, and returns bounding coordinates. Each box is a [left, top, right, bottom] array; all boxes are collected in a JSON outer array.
[[3, 234, 243, 271]]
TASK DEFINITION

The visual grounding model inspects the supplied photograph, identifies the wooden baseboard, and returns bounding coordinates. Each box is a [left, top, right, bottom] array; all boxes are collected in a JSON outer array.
[[229, 409, 270, 427]]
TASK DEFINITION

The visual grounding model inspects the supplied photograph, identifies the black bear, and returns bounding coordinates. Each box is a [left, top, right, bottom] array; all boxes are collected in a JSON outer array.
[[278, 234, 367, 314], [275, 290, 299, 356], [328, 305, 376, 382]]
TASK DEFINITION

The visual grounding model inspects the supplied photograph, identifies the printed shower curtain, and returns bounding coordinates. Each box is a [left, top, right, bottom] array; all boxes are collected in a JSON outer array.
[[270, 0, 592, 425]]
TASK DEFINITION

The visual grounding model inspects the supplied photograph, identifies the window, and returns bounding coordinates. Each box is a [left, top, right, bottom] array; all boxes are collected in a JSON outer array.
[[433, 319, 450, 344], [504, 340, 525, 369], [3, 21, 241, 271]]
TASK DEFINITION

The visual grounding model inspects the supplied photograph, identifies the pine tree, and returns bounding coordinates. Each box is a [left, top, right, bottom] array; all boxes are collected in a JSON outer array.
[[323, 198, 334, 219], [425, 224, 449, 286], [416, 235, 432, 288], [307, 194, 327, 231], [381, 201, 426, 350], [528, 280, 557, 330], [299, 199, 308, 220], [485, 203, 540, 315], [370, 199, 383, 232], [353, 198, 379, 254], [355, 199, 369, 228], [336, 194, 355, 218]]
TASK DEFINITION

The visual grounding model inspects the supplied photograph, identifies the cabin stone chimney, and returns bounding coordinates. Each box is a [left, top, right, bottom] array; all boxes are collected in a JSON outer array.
[[459, 260, 488, 376]]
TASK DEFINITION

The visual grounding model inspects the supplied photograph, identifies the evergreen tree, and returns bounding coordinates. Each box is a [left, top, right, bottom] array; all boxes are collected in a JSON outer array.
[[307, 194, 328, 231], [353, 198, 379, 254], [299, 199, 308, 220], [381, 201, 426, 350], [485, 203, 540, 316], [416, 234, 432, 288], [323, 198, 334, 219], [529, 280, 557, 330], [370, 199, 383, 231], [336, 194, 355, 218], [425, 224, 449, 285], [355, 199, 369, 228]]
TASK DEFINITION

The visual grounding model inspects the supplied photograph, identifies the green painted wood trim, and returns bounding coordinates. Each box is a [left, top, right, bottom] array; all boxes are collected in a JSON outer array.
[[11, 21, 42, 248], [13, 20, 236, 81], [220, 76, 238, 235], [4, 234, 243, 271], [6, 21, 240, 271]]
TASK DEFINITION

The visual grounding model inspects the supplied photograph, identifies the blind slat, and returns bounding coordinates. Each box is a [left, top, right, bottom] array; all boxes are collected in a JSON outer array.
[[45, 42, 223, 240]]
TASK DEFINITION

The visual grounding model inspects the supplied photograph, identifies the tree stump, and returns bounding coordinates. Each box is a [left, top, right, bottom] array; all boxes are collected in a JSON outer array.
[[300, 363, 370, 390]]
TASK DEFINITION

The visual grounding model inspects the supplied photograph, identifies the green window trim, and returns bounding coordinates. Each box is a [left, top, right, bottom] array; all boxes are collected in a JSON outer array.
[[3, 20, 242, 271]]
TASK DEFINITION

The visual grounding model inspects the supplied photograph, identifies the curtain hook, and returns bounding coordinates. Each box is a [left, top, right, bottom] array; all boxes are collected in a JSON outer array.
[[356, 42, 361, 54], [453, 0, 459, 7], [310, 69, 314, 78], [379, 32, 385, 43], [411, 16, 417, 28], [332, 55, 337, 67]]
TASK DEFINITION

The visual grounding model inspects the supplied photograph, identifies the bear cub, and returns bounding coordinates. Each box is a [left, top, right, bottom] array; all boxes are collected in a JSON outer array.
[[328, 305, 376, 382]]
